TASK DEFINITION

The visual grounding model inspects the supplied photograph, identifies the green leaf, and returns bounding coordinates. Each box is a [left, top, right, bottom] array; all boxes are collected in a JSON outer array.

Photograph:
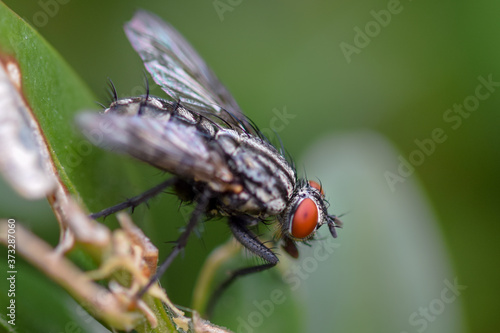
[[0, 3, 178, 332], [211, 259, 305, 332], [1, 5, 220, 317], [300, 131, 466, 333], [193, 240, 305, 332], [0, 3, 103, 332], [0, 2, 96, 198]]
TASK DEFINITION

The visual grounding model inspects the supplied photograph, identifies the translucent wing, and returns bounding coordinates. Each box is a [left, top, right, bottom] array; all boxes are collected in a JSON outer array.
[[76, 111, 238, 193], [124, 10, 255, 134]]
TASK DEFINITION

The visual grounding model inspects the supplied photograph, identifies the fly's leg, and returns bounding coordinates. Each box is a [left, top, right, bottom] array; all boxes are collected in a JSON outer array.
[[135, 188, 211, 300], [206, 216, 279, 317], [90, 178, 177, 219]]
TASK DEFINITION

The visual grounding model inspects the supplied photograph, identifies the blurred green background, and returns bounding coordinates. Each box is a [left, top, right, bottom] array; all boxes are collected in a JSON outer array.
[[0, 0, 499, 332]]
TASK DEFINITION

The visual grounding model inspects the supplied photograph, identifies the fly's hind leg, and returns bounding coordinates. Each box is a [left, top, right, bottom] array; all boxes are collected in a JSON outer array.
[[206, 216, 279, 317], [89, 178, 177, 219]]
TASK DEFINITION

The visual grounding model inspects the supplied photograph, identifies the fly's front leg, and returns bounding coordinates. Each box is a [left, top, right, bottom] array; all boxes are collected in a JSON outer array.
[[206, 216, 279, 317]]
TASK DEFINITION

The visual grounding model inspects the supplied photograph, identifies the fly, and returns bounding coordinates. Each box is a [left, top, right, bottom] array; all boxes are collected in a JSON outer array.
[[77, 10, 342, 316]]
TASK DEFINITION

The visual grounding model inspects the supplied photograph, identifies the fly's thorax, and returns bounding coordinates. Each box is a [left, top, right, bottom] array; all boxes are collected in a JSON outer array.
[[279, 180, 328, 242], [105, 96, 222, 138], [216, 130, 296, 217], [106, 96, 173, 117]]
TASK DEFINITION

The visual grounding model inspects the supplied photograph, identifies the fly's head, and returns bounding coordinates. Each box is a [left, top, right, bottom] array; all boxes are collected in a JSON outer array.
[[278, 179, 342, 258]]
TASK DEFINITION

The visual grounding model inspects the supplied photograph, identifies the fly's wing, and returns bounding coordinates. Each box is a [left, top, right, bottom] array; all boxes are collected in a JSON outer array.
[[77, 112, 238, 193], [124, 10, 257, 135]]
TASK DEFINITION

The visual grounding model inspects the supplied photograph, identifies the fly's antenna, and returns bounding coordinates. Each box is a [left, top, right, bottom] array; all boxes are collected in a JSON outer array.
[[336, 212, 348, 219], [326, 212, 346, 239]]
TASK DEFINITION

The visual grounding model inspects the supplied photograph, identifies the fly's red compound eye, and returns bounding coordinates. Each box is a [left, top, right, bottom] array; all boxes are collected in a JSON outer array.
[[290, 198, 319, 239], [309, 180, 324, 196]]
